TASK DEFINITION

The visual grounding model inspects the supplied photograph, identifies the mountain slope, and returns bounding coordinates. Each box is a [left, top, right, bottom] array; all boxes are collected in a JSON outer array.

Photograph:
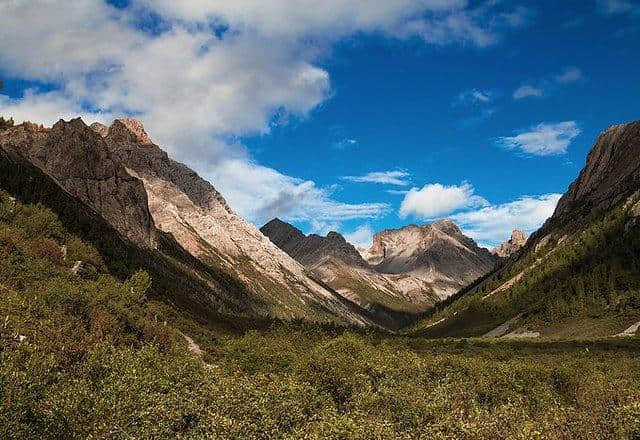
[[364, 220, 498, 298], [0, 118, 380, 327], [412, 121, 640, 338], [261, 219, 441, 319]]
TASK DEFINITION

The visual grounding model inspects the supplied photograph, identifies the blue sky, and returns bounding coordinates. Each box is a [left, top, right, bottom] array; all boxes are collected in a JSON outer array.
[[1, 0, 639, 248]]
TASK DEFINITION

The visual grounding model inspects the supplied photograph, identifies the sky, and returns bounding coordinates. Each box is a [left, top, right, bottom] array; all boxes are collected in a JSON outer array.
[[1, 0, 639, 249]]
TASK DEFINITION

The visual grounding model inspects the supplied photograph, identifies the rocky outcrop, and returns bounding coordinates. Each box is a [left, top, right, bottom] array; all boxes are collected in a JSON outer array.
[[0, 118, 156, 246], [261, 219, 368, 268], [364, 219, 498, 298], [492, 229, 527, 258], [548, 122, 640, 229]]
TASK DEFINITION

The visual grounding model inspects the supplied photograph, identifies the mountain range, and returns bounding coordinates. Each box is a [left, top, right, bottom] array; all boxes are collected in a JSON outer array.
[[1, 116, 639, 336]]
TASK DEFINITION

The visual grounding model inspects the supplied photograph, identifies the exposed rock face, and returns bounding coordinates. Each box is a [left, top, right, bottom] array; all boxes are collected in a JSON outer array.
[[364, 219, 498, 297], [96, 119, 377, 326], [530, 120, 640, 250], [261, 219, 441, 313], [492, 229, 527, 258], [0, 117, 380, 328], [261, 219, 368, 268], [0, 118, 156, 246], [551, 122, 640, 227]]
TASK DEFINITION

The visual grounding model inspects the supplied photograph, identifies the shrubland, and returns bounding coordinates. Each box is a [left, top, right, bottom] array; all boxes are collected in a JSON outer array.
[[1, 191, 640, 439]]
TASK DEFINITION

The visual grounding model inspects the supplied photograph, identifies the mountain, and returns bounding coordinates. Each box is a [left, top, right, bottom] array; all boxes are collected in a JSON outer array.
[[492, 229, 527, 258], [261, 219, 441, 320], [364, 219, 498, 297], [413, 121, 640, 338], [0, 118, 382, 327]]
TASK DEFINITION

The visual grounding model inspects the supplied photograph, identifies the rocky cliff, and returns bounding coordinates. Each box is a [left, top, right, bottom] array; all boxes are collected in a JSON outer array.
[[0, 118, 381, 327], [492, 229, 527, 258], [534, 121, 640, 245], [364, 219, 498, 297]]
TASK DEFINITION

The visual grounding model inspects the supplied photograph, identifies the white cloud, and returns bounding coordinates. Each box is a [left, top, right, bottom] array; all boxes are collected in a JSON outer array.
[[399, 182, 488, 219], [451, 194, 562, 246], [0, 0, 528, 224], [555, 66, 582, 84], [513, 85, 543, 100], [386, 189, 410, 195], [343, 170, 411, 186], [344, 224, 375, 250], [498, 121, 581, 156], [204, 158, 390, 225]]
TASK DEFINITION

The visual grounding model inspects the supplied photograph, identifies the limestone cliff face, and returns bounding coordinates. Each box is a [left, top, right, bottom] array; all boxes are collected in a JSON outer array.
[[0, 118, 156, 246], [492, 229, 527, 258], [364, 220, 498, 298]]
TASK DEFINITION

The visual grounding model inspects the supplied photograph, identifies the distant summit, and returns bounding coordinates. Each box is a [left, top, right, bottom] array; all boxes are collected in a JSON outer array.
[[492, 229, 527, 258]]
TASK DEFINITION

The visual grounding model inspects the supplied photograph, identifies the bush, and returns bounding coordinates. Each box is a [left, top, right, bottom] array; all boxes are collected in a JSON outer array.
[[66, 236, 104, 269], [125, 270, 152, 304], [25, 238, 64, 265]]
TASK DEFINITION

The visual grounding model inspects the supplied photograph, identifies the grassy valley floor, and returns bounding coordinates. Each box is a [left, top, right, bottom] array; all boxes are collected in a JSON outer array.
[[1, 192, 640, 438]]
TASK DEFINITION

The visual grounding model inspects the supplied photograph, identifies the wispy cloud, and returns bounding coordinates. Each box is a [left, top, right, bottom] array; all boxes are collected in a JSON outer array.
[[513, 85, 543, 100], [332, 138, 358, 149], [555, 66, 583, 84], [454, 89, 493, 106], [343, 170, 411, 186], [399, 182, 488, 219], [498, 121, 581, 156], [513, 67, 583, 100]]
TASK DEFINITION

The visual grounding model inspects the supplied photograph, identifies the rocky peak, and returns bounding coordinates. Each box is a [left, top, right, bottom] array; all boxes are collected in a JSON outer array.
[[364, 219, 497, 297], [0, 118, 157, 246], [108, 118, 153, 145], [552, 121, 640, 224], [261, 219, 368, 268], [90, 122, 109, 138], [492, 229, 527, 258]]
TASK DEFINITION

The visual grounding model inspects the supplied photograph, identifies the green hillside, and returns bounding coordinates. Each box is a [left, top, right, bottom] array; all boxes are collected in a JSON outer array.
[[1, 190, 640, 438], [412, 199, 640, 338]]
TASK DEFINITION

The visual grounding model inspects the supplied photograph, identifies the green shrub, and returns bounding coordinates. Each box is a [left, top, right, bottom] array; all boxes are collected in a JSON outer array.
[[66, 236, 104, 269]]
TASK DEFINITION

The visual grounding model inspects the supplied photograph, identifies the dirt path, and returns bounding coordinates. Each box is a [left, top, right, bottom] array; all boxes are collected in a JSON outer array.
[[615, 321, 640, 337], [482, 314, 523, 338]]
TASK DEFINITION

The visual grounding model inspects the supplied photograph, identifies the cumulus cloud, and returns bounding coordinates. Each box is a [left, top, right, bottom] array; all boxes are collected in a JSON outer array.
[[498, 121, 581, 156], [399, 182, 488, 219], [451, 194, 562, 245], [343, 170, 411, 186], [0, 0, 528, 224], [344, 224, 375, 250], [513, 85, 543, 100]]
